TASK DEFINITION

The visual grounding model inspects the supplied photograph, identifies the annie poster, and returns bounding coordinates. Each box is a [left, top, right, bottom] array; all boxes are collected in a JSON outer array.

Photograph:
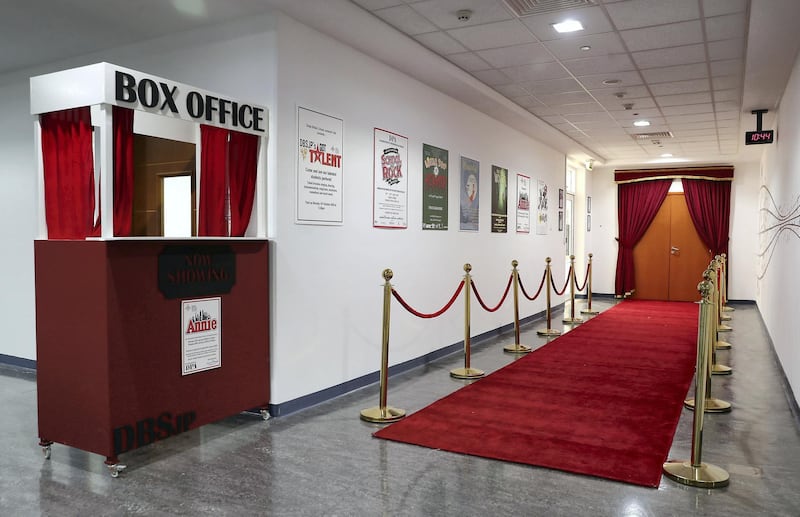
[[373, 128, 408, 228], [422, 144, 448, 230], [491, 165, 508, 233], [460, 156, 479, 231]]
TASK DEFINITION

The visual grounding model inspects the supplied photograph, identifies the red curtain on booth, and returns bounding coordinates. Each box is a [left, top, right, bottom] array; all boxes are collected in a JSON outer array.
[[40, 107, 97, 239], [615, 179, 672, 296], [681, 178, 731, 257], [113, 106, 134, 236], [199, 125, 229, 236], [228, 131, 259, 237]]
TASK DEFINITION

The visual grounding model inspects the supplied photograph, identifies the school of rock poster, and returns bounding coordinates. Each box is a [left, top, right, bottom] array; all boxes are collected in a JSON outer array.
[[536, 179, 548, 235], [373, 128, 408, 228], [297, 106, 343, 224], [516, 173, 530, 233], [460, 156, 479, 232], [422, 144, 448, 230], [491, 165, 508, 233]]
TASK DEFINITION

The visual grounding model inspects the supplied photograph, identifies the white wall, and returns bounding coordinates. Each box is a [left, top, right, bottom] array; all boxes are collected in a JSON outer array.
[[758, 48, 800, 398]]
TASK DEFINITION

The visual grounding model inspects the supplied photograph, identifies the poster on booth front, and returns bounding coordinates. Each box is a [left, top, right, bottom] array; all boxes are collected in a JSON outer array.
[[491, 165, 508, 233], [373, 128, 408, 228], [422, 144, 448, 230], [516, 173, 530, 233], [460, 156, 480, 232], [297, 107, 343, 225], [181, 297, 221, 376]]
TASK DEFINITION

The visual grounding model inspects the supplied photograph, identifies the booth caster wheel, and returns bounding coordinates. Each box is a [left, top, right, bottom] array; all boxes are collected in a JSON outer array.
[[106, 463, 127, 478], [260, 409, 270, 421], [42, 445, 51, 460]]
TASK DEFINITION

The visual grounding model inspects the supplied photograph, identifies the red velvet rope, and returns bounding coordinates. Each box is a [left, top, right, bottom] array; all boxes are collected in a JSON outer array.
[[519, 268, 547, 301], [471, 273, 513, 313], [391, 280, 465, 319], [551, 266, 572, 296], [575, 263, 590, 292]]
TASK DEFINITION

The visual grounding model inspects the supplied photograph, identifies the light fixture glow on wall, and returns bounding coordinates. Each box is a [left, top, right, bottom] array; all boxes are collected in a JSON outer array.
[[552, 20, 584, 33], [633, 120, 651, 127], [660, 153, 673, 158]]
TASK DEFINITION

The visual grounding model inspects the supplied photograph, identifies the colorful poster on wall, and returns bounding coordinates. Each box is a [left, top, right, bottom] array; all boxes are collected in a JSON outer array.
[[297, 106, 344, 225], [181, 297, 221, 376], [516, 174, 530, 233], [536, 179, 548, 235], [491, 165, 508, 233], [373, 128, 408, 228], [422, 144, 448, 230], [460, 156, 480, 232]]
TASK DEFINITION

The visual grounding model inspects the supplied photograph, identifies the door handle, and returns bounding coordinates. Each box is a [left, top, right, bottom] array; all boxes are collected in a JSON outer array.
[[670, 246, 680, 255]]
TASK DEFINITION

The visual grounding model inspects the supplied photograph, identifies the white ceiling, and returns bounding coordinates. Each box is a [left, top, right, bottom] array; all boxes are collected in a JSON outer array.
[[2, 0, 799, 168]]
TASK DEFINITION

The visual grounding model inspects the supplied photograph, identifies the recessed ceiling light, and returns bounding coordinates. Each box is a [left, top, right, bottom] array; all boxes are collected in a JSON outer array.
[[602, 79, 621, 85], [660, 153, 673, 158], [552, 20, 584, 33], [633, 120, 651, 127], [580, 45, 592, 51]]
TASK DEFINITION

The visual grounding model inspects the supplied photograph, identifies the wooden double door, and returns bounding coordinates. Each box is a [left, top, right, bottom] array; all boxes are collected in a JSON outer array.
[[632, 192, 711, 302]]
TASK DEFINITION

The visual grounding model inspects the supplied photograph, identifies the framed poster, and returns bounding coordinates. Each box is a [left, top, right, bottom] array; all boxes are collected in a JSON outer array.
[[558, 210, 564, 231], [491, 165, 508, 233], [536, 179, 548, 235], [587, 196, 592, 213], [297, 106, 344, 225], [422, 144, 448, 230], [516, 173, 530, 233], [373, 128, 408, 228], [181, 297, 221, 375], [460, 156, 480, 232], [588, 214, 592, 232], [559, 188, 564, 209]]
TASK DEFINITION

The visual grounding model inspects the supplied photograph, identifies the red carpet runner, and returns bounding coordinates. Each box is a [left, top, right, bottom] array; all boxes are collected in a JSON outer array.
[[374, 300, 698, 487]]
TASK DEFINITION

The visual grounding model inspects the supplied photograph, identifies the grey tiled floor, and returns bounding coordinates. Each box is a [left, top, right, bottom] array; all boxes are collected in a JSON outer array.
[[1, 300, 799, 516]]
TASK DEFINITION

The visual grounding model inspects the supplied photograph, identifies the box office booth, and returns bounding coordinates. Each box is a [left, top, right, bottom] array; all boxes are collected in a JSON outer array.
[[30, 63, 270, 476]]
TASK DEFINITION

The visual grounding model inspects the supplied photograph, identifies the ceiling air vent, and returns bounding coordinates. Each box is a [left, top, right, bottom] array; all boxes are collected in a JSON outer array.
[[631, 131, 674, 141], [504, 0, 596, 17]]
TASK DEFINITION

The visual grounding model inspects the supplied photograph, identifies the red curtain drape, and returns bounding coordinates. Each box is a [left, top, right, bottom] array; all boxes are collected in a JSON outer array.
[[228, 131, 259, 237], [681, 178, 731, 257], [40, 107, 97, 239], [199, 125, 229, 236], [113, 106, 134, 236], [615, 179, 672, 296]]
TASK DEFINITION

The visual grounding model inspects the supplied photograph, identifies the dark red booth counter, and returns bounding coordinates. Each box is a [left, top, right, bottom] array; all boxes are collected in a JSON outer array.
[[34, 239, 269, 469]]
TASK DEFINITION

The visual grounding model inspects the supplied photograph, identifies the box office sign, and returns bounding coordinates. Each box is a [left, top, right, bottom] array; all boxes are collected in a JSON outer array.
[[159, 246, 236, 299]]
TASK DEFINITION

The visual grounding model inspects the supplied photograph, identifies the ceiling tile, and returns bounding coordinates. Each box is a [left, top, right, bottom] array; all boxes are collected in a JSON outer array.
[[716, 110, 740, 120], [577, 70, 644, 89], [520, 6, 615, 41], [610, 107, 662, 119], [563, 112, 617, 123], [555, 102, 607, 114], [650, 78, 711, 96], [708, 39, 745, 61], [447, 20, 536, 50], [470, 69, 513, 86], [562, 53, 635, 76], [512, 95, 545, 108], [589, 85, 652, 102], [374, 5, 438, 35], [494, 84, 530, 97], [537, 91, 596, 106], [641, 63, 708, 83], [502, 61, 570, 81], [543, 32, 627, 60], [540, 115, 569, 124], [352, 0, 405, 10], [715, 101, 740, 112], [661, 103, 714, 116], [715, 118, 739, 128], [632, 43, 706, 69], [620, 20, 703, 52], [605, 97, 658, 111], [656, 92, 713, 107], [572, 120, 623, 131], [605, 0, 700, 30], [409, 0, 513, 30], [713, 89, 741, 103], [665, 113, 716, 124], [476, 43, 554, 68], [702, 0, 747, 17], [706, 13, 747, 41], [414, 31, 468, 54], [711, 59, 742, 77], [668, 121, 717, 130], [447, 52, 491, 71], [711, 75, 741, 90], [522, 77, 584, 95]]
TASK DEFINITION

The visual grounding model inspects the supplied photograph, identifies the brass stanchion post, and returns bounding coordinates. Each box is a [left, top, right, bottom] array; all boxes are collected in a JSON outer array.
[[663, 276, 730, 488], [451, 264, 485, 379], [721, 253, 734, 313], [580, 253, 599, 315], [562, 255, 583, 324], [685, 269, 731, 413], [504, 260, 532, 354], [537, 257, 561, 337], [360, 269, 406, 423], [715, 255, 733, 333], [710, 259, 732, 374]]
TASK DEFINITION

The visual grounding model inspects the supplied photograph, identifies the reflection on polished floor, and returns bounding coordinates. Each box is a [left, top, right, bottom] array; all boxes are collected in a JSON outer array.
[[2, 300, 799, 516]]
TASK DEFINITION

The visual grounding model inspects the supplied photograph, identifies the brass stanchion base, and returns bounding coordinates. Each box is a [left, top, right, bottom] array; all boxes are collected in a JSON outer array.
[[537, 328, 562, 336], [580, 308, 599, 315], [450, 367, 485, 379], [503, 343, 532, 354], [562, 317, 583, 324], [723, 306, 735, 312], [716, 340, 732, 350], [684, 398, 732, 413], [718, 324, 732, 332], [360, 406, 406, 423], [712, 364, 732, 375], [721, 314, 732, 321], [663, 460, 730, 488]]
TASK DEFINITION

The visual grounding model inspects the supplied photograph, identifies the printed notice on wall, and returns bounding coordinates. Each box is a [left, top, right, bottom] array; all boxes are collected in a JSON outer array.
[[297, 107, 344, 224], [181, 297, 222, 376], [373, 128, 408, 228], [516, 174, 530, 233]]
